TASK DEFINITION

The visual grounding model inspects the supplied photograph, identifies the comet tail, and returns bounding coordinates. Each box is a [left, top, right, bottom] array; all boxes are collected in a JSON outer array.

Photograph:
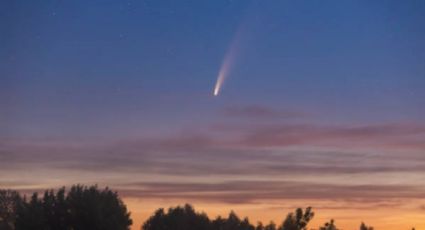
[[212, 27, 243, 96]]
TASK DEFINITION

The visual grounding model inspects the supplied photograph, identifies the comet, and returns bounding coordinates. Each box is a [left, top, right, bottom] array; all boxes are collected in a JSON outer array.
[[213, 27, 243, 96], [213, 58, 230, 96]]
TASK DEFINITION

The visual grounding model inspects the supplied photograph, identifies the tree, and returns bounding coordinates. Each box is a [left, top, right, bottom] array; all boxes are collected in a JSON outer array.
[[41, 188, 69, 229], [211, 212, 256, 230], [319, 219, 338, 230], [264, 221, 277, 230], [280, 207, 314, 230], [0, 190, 22, 230], [223, 211, 242, 230], [142, 204, 210, 230], [240, 217, 255, 230], [256, 222, 265, 230], [211, 215, 225, 230], [15, 193, 46, 230], [15, 185, 132, 230], [66, 185, 132, 230], [359, 222, 373, 230]]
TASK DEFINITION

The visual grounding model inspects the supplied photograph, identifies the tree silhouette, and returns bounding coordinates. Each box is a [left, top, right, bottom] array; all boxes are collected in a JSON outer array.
[[15, 193, 46, 230], [280, 207, 314, 230], [0, 190, 22, 230], [264, 221, 277, 230], [222, 211, 243, 230], [319, 219, 338, 230], [359, 222, 373, 230], [143, 205, 317, 230], [14, 185, 132, 230], [41, 188, 69, 229], [142, 204, 210, 230], [2, 189, 385, 230], [66, 185, 132, 230], [143, 205, 259, 230], [240, 217, 255, 230], [217, 211, 255, 230], [211, 215, 225, 230], [256, 222, 265, 230]]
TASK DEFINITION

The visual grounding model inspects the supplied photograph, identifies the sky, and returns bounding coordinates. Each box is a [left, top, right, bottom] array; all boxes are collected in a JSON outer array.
[[1, 0, 425, 229]]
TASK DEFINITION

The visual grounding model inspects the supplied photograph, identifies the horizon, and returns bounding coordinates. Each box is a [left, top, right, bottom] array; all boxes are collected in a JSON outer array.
[[1, 1, 425, 229]]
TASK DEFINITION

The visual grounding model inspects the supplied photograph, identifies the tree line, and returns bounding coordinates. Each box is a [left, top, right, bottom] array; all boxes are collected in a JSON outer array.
[[0, 185, 404, 230], [0, 186, 131, 230], [142, 204, 374, 230]]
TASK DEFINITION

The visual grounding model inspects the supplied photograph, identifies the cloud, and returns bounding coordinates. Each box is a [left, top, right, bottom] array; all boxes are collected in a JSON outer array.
[[221, 105, 307, 119], [1, 122, 425, 179], [2, 121, 425, 208], [233, 123, 425, 150], [266, 200, 405, 211], [117, 180, 425, 204]]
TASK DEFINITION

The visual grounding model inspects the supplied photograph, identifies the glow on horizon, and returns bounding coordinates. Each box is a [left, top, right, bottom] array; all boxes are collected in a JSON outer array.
[[124, 198, 425, 230]]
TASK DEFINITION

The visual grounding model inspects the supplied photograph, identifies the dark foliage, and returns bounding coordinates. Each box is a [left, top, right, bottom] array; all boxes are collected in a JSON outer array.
[[280, 207, 314, 230], [143, 204, 314, 230], [0, 190, 22, 230], [262, 221, 277, 230], [0, 187, 389, 230], [319, 219, 338, 230], [142, 204, 211, 230], [65, 185, 132, 230], [359, 222, 374, 230], [210, 211, 255, 230], [3, 185, 132, 230]]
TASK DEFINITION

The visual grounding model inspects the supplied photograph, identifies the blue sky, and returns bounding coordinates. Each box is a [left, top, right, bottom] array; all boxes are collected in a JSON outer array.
[[2, 0, 424, 138]]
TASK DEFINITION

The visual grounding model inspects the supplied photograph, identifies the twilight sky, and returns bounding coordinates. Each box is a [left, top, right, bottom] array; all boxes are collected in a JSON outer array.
[[1, 1, 425, 229]]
